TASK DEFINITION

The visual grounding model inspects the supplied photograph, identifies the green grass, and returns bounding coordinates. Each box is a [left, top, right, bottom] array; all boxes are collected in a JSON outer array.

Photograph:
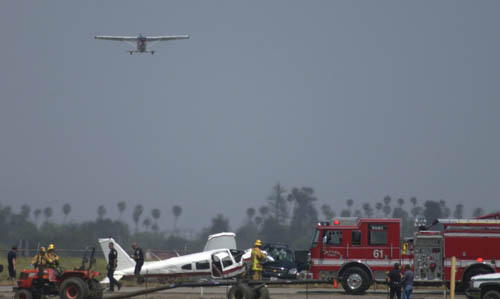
[[0, 256, 108, 284]]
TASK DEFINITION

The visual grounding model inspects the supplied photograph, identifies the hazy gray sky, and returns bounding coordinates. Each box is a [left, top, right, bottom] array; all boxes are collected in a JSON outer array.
[[1, 1, 499, 232]]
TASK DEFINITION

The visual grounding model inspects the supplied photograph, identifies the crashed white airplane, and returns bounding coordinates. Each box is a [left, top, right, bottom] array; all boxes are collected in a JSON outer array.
[[98, 233, 268, 283]]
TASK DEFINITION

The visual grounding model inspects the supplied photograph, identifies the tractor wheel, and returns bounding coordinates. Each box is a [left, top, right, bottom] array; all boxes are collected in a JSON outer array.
[[341, 266, 370, 294], [227, 284, 254, 299], [14, 289, 33, 299], [60, 277, 89, 299], [88, 279, 103, 299], [483, 290, 500, 299], [254, 285, 270, 299]]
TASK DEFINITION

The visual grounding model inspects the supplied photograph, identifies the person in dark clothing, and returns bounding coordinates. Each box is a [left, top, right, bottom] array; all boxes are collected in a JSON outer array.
[[107, 242, 121, 292], [401, 264, 414, 299], [387, 263, 402, 299], [132, 243, 144, 283], [7, 246, 17, 285]]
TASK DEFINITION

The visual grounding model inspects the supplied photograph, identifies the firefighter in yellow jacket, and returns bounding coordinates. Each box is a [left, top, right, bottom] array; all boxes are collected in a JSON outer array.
[[32, 246, 47, 268], [45, 244, 60, 269], [251, 239, 267, 280]]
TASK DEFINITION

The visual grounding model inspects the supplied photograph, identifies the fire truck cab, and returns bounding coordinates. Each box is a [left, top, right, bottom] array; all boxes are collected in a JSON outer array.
[[310, 217, 500, 294], [310, 217, 401, 294]]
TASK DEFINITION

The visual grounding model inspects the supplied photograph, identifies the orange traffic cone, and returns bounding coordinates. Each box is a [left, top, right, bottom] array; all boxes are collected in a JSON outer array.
[[333, 279, 338, 288]]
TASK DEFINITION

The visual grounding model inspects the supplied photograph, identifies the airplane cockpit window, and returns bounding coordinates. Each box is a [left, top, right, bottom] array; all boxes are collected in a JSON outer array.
[[230, 249, 244, 263], [181, 263, 192, 270], [196, 261, 210, 270], [221, 256, 233, 267]]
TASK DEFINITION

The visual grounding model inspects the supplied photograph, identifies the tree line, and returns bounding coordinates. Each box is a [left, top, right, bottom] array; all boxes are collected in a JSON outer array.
[[0, 184, 492, 253]]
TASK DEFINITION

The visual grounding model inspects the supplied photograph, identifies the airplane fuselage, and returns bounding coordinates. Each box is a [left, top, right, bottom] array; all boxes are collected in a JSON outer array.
[[137, 37, 147, 52], [113, 249, 248, 282]]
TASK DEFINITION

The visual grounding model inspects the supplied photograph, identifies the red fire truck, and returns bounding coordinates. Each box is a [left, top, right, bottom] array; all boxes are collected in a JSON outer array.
[[309, 217, 500, 294]]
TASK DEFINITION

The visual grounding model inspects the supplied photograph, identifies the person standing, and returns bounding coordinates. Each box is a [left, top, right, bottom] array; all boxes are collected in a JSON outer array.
[[401, 264, 414, 299], [387, 263, 402, 299], [7, 246, 17, 284], [107, 242, 121, 292], [250, 239, 267, 280], [32, 246, 47, 268], [131, 243, 144, 283]]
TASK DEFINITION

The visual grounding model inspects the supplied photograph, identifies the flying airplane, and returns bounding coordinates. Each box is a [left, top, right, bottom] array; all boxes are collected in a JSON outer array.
[[98, 235, 272, 283], [94, 34, 189, 55]]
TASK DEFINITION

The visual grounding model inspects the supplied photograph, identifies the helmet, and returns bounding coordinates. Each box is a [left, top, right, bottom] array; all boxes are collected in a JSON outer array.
[[255, 239, 262, 246], [40, 246, 46, 252], [48, 244, 55, 251]]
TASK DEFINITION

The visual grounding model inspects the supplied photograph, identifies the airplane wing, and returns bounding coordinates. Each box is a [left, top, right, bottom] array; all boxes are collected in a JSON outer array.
[[95, 36, 138, 41], [146, 35, 190, 41]]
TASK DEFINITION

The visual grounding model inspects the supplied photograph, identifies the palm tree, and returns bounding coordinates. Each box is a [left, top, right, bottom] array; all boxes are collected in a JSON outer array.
[[362, 203, 374, 218], [453, 204, 464, 219], [246, 207, 256, 220], [43, 207, 53, 223], [346, 199, 354, 212], [97, 205, 106, 220], [151, 208, 161, 232], [33, 208, 42, 227], [21, 204, 31, 220], [383, 195, 392, 206], [133, 205, 144, 234], [321, 204, 335, 219], [397, 198, 405, 208], [259, 206, 269, 218], [117, 201, 127, 220], [375, 202, 383, 217], [142, 218, 152, 231], [439, 199, 451, 218], [62, 203, 71, 222], [383, 196, 392, 217], [172, 205, 182, 231]]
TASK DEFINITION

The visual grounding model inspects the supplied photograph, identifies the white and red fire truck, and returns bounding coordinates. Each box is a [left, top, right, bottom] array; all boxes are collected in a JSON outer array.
[[309, 216, 500, 294]]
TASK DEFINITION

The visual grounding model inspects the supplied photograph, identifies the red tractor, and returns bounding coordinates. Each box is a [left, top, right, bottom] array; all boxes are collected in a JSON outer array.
[[14, 247, 103, 299]]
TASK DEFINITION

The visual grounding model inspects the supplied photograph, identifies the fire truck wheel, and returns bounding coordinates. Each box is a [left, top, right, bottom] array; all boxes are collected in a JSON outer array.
[[227, 284, 254, 299], [14, 289, 33, 299], [483, 290, 500, 299], [341, 267, 370, 294], [60, 277, 89, 299]]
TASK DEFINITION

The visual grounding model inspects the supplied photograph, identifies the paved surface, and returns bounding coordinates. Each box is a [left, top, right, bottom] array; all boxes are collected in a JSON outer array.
[[1, 285, 469, 299]]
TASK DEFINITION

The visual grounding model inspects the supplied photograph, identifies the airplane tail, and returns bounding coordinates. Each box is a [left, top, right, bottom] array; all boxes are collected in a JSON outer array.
[[98, 238, 135, 272]]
